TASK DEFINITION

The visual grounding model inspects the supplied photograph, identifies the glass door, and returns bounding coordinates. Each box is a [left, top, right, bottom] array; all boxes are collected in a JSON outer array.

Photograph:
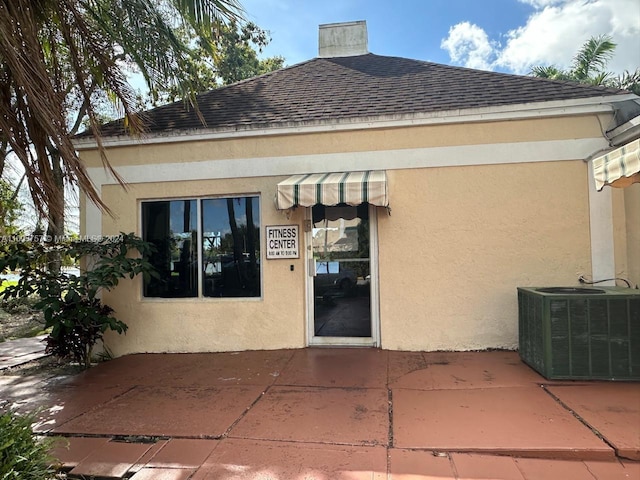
[[307, 204, 378, 346]]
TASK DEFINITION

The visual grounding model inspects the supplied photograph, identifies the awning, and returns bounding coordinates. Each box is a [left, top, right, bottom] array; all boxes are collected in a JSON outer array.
[[276, 171, 388, 210], [593, 138, 640, 191]]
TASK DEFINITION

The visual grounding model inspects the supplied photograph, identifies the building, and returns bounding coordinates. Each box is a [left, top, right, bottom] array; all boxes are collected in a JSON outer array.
[[75, 21, 640, 355]]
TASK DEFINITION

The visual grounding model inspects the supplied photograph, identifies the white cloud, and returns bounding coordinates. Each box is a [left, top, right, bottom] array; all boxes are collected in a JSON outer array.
[[440, 22, 496, 71], [516, 0, 564, 7], [442, 0, 640, 75]]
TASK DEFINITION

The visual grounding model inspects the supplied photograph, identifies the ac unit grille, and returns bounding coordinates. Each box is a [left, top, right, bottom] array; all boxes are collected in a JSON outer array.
[[518, 288, 640, 380]]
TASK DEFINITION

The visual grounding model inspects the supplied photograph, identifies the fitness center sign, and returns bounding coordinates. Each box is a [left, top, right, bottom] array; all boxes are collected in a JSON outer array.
[[266, 225, 299, 259]]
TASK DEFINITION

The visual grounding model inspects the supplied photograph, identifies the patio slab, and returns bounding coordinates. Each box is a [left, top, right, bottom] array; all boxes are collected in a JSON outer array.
[[230, 385, 389, 445], [153, 350, 295, 387], [53, 385, 265, 437], [192, 438, 387, 480], [146, 438, 219, 468], [513, 457, 630, 480], [63, 350, 295, 388], [29, 383, 134, 433], [0, 335, 47, 370], [276, 347, 388, 388], [1, 346, 637, 478], [49, 436, 111, 469], [390, 350, 546, 390], [68, 440, 153, 479], [130, 468, 197, 480], [388, 449, 456, 479], [392, 386, 614, 459], [451, 452, 526, 479], [547, 383, 640, 460], [128, 440, 170, 474], [583, 459, 640, 480]]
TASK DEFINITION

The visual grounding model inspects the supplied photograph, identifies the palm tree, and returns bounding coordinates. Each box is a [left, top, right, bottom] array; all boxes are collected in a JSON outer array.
[[0, 0, 242, 222], [530, 34, 639, 95], [530, 34, 616, 84]]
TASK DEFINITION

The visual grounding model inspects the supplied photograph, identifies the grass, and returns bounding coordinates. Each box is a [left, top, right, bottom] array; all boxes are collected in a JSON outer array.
[[0, 279, 18, 294]]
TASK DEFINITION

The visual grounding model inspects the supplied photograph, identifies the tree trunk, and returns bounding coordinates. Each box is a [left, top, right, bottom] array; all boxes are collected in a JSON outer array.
[[46, 152, 65, 274]]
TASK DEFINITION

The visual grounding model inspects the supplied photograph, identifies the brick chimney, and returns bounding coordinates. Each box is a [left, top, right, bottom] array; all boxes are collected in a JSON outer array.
[[318, 21, 368, 58]]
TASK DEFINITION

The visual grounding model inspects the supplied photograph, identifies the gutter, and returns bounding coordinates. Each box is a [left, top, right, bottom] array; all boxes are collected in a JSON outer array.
[[606, 115, 640, 146]]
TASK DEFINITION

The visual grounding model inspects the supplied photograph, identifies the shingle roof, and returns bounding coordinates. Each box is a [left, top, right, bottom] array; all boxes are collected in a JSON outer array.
[[86, 53, 628, 138]]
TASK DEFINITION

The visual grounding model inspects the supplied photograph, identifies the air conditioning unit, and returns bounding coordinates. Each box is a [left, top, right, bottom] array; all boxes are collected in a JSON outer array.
[[518, 286, 640, 380]]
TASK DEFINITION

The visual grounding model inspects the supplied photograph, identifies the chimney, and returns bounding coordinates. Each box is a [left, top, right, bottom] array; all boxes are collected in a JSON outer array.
[[318, 21, 368, 58]]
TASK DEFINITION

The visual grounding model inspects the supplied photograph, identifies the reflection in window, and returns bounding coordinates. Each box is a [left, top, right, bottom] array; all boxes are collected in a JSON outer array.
[[142, 200, 198, 298], [202, 197, 260, 297], [141, 197, 260, 298]]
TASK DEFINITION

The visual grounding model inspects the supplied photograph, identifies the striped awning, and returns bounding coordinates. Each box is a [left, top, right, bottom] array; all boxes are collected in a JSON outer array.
[[276, 171, 388, 210], [593, 138, 640, 191]]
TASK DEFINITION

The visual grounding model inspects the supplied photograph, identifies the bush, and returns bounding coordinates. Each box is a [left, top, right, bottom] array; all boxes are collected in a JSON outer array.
[[0, 233, 157, 368], [0, 410, 58, 479]]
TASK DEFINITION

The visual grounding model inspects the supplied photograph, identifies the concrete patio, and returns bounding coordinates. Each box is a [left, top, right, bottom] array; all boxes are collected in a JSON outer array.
[[1, 347, 639, 479]]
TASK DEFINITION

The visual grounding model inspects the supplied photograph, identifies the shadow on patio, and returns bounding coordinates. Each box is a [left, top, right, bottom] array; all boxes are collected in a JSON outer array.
[[1, 348, 639, 479]]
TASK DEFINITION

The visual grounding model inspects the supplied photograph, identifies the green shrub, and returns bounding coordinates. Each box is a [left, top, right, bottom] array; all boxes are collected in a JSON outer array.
[[0, 233, 157, 368], [0, 410, 57, 479]]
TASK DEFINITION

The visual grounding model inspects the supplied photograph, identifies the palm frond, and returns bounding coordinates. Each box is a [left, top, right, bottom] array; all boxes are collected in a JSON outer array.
[[0, 0, 243, 219], [529, 65, 571, 80], [571, 34, 616, 81], [172, 0, 244, 30], [611, 69, 640, 95]]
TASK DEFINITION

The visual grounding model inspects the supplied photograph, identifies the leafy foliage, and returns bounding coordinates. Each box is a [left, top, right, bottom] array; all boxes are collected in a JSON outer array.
[[150, 21, 285, 104], [0, 233, 157, 368], [215, 21, 285, 85], [0, 0, 242, 219], [0, 179, 23, 236], [530, 34, 640, 95], [0, 410, 58, 479]]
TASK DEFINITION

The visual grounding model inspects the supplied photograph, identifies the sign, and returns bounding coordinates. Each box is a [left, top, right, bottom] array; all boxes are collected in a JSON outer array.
[[266, 225, 299, 259]]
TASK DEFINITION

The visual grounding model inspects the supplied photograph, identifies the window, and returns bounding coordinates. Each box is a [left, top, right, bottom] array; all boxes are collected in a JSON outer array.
[[142, 196, 260, 298]]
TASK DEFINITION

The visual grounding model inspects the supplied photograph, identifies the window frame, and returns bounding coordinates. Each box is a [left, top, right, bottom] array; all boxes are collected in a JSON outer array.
[[139, 193, 263, 301]]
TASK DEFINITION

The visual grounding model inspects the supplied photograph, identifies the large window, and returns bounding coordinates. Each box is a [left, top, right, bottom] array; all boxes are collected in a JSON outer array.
[[142, 196, 260, 298]]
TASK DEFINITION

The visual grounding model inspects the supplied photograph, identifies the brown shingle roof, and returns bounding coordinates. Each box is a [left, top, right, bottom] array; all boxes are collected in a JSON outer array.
[[86, 53, 628, 138]]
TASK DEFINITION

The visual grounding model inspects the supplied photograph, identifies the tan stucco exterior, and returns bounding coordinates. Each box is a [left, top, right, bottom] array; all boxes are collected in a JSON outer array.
[[79, 112, 637, 355], [80, 116, 606, 169], [379, 160, 592, 351], [99, 177, 306, 354], [624, 185, 640, 287]]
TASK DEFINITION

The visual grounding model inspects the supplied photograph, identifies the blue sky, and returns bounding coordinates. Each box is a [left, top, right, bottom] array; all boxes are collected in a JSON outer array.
[[241, 0, 639, 75]]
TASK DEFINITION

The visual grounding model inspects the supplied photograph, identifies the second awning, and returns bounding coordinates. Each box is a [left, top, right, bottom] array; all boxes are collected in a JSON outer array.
[[593, 138, 640, 191], [276, 171, 388, 210]]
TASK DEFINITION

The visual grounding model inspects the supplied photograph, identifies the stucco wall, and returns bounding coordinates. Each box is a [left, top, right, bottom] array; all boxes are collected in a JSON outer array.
[[79, 113, 617, 354], [624, 184, 640, 287], [99, 177, 307, 355], [378, 161, 592, 351], [79, 116, 606, 169], [611, 184, 640, 289], [612, 188, 628, 284]]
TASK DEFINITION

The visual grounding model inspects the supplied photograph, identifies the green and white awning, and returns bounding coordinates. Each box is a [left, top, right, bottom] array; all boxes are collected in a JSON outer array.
[[593, 138, 640, 191], [276, 171, 388, 210]]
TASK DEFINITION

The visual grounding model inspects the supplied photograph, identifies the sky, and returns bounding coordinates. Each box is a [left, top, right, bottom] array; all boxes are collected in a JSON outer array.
[[6, 0, 640, 234], [240, 0, 640, 75]]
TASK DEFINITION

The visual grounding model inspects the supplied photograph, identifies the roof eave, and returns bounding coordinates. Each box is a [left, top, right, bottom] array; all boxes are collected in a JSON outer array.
[[73, 93, 633, 151], [607, 114, 640, 146]]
